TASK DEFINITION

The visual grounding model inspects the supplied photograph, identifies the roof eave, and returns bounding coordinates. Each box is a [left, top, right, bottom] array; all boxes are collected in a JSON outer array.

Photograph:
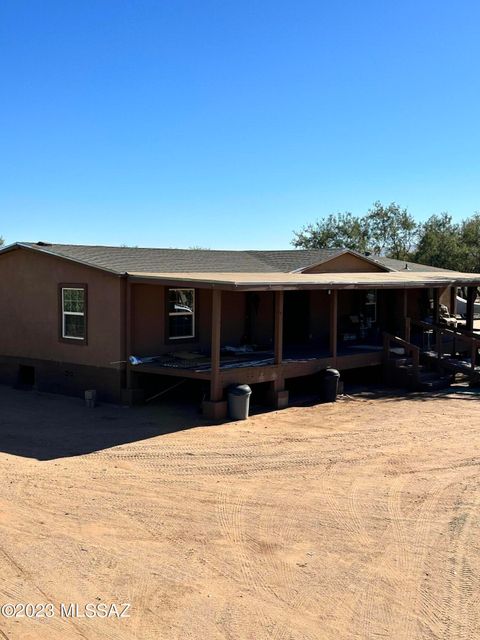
[[126, 272, 480, 291]]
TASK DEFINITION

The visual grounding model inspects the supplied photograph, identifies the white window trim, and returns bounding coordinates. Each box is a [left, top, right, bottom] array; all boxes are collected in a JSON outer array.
[[168, 288, 195, 340], [62, 287, 86, 340]]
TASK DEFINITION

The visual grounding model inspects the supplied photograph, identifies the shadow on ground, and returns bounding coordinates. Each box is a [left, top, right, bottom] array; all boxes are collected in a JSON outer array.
[[0, 385, 218, 461], [0, 382, 478, 461]]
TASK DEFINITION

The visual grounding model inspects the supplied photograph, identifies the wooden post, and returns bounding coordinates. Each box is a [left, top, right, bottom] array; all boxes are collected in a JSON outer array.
[[125, 280, 132, 389], [383, 332, 390, 376], [330, 290, 338, 361], [403, 289, 409, 340], [450, 286, 457, 317], [405, 317, 411, 343], [210, 289, 222, 402], [274, 290, 284, 365], [433, 289, 440, 325], [412, 346, 420, 385], [466, 286, 476, 331], [436, 327, 442, 366]]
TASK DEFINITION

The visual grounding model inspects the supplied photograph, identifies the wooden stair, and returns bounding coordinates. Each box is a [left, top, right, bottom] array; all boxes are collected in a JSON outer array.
[[387, 356, 453, 391]]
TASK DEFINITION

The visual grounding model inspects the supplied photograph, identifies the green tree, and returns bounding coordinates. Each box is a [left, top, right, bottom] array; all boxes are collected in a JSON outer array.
[[292, 201, 417, 259], [292, 212, 369, 252], [365, 201, 417, 260], [460, 213, 480, 272], [414, 213, 465, 270]]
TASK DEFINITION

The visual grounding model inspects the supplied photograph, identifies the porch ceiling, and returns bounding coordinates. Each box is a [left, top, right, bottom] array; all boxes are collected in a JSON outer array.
[[126, 270, 480, 291]]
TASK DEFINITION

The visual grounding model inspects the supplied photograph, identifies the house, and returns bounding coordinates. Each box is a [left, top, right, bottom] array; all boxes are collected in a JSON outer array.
[[0, 241, 479, 418]]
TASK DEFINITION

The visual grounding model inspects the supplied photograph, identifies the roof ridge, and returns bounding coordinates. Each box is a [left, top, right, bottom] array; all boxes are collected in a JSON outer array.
[[23, 242, 266, 253], [24, 242, 343, 254]]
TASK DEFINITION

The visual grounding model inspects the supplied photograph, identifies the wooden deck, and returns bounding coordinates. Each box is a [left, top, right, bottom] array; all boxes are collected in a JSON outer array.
[[130, 347, 383, 387]]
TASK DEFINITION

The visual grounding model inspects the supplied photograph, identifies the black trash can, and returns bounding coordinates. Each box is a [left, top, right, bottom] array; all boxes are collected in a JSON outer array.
[[321, 368, 340, 402], [228, 384, 252, 420]]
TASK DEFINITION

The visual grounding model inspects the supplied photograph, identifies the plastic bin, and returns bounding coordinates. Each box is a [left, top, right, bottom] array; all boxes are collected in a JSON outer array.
[[228, 384, 252, 420], [321, 369, 340, 402]]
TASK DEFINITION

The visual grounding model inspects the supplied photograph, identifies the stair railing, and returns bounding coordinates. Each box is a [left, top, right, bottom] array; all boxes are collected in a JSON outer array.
[[383, 332, 421, 384], [408, 318, 480, 372]]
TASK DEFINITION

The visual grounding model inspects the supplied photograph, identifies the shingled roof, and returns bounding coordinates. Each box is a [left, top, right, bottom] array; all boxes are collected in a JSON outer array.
[[0, 241, 459, 275], [19, 243, 274, 273]]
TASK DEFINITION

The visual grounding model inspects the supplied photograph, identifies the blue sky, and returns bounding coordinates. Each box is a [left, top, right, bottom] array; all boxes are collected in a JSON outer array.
[[1, 1, 479, 249]]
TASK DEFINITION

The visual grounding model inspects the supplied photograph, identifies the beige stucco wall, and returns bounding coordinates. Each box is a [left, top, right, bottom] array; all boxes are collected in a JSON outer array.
[[0, 248, 124, 368], [130, 286, 274, 355], [303, 253, 385, 273]]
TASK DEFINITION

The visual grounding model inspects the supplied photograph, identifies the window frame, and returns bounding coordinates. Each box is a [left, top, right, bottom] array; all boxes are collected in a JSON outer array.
[[166, 288, 196, 342], [58, 284, 88, 345]]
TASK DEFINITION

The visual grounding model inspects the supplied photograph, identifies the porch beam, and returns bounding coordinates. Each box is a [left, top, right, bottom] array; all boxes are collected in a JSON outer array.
[[126, 275, 480, 292], [210, 289, 222, 402], [329, 290, 338, 360], [274, 290, 284, 365]]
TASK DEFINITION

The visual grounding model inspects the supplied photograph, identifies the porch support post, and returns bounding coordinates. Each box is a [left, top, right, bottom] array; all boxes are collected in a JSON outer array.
[[203, 289, 227, 420], [329, 289, 338, 362], [269, 290, 288, 409], [274, 290, 284, 365], [125, 279, 132, 389], [403, 289, 410, 340], [210, 289, 222, 401], [433, 289, 440, 325], [466, 286, 476, 331], [450, 286, 457, 317], [122, 281, 144, 404]]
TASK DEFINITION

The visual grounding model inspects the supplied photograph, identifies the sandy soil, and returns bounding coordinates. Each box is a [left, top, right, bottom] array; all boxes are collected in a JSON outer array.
[[0, 384, 479, 640]]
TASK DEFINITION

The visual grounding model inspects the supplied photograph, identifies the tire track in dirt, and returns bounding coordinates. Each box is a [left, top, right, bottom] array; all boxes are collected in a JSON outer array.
[[0, 545, 91, 640], [265, 464, 340, 640], [322, 465, 394, 638], [215, 484, 278, 633], [384, 474, 463, 639], [260, 498, 316, 640], [346, 477, 377, 548], [319, 461, 372, 546], [439, 479, 480, 639], [268, 460, 388, 640]]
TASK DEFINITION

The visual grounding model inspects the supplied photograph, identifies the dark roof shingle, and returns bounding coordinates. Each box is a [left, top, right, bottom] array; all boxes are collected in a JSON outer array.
[[14, 242, 459, 275], [22, 243, 278, 273]]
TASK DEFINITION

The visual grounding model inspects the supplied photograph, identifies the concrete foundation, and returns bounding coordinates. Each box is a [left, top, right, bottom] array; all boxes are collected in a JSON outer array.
[[0, 355, 124, 403], [202, 399, 228, 420], [272, 389, 289, 409]]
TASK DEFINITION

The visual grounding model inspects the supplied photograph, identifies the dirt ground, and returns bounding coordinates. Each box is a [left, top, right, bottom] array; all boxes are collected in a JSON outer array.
[[0, 384, 479, 640]]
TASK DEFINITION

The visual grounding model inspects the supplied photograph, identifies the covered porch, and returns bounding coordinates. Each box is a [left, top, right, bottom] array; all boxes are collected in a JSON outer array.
[[124, 270, 480, 418]]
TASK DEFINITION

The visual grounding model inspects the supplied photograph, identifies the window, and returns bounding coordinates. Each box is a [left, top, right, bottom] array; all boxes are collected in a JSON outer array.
[[168, 288, 195, 339], [61, 286, 87, 341]]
